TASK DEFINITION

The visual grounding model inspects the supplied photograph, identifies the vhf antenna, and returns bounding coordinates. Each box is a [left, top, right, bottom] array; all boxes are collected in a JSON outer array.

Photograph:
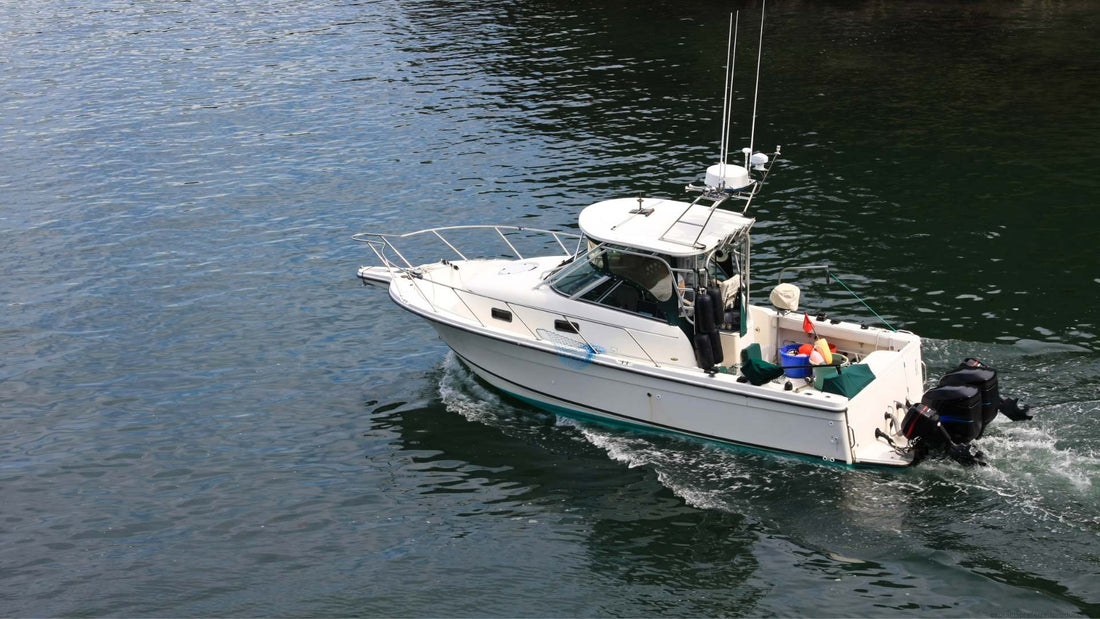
[[718, 11, 739, 186], [747, 0, 766, 169]]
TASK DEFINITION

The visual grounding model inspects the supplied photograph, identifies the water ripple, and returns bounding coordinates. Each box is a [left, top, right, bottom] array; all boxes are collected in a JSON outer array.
[[2, 0, 1099, 616]]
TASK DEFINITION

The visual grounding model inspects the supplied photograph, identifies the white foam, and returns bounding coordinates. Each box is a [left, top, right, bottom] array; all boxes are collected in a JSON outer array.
[[436, 352, 509, 425], [561, 418, 762, 512], [981, 424, 1097, 494]]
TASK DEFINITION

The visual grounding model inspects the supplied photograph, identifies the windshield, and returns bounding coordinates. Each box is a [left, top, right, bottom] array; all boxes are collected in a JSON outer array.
[[550, 246, 677, 322]]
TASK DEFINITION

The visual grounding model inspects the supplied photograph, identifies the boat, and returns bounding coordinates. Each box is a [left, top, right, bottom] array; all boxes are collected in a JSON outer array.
[[353, 12, 1030, 468]]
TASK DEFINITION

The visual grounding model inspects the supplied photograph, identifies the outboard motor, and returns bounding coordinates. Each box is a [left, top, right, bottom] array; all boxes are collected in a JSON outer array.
[[941, 358, 1032, 425], [921, 384, 983, 442], [939, 363, 999, 432], [894, 357, 1033, 467], [900, 402, 986, 467]]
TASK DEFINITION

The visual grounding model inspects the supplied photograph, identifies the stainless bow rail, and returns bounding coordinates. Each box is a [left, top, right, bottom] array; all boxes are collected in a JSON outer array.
[[353, 225, 584, 272]]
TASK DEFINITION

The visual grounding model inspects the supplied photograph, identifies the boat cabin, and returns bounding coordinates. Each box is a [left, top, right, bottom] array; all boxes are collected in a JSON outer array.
[[547, 195, 755, 368]]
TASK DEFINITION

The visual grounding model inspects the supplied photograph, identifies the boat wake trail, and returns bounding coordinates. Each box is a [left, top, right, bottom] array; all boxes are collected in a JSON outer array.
[[435, 347, 1100, 610], [437, 352, 556, 441], [568, 401, 1100, 611], [437, 352, 513, 426], [559, 418, 764, 511]]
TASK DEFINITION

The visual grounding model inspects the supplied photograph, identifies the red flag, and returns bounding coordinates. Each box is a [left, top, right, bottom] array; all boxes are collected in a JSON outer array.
[[803, 314, 814, 335]]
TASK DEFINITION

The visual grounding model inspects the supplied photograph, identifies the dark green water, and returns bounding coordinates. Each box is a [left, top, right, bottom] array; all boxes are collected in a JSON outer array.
[[2, 0, 1098, 616]]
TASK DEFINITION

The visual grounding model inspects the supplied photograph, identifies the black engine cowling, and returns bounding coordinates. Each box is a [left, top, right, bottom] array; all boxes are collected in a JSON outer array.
[[901, 403, 940, 442], [938, 359, 1001, 433], [921, 384, 983, 442], [897, 358, 1033, 467]]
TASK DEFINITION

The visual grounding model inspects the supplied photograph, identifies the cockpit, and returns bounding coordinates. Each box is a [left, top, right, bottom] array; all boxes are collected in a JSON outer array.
[[547, 234, 747, 337]]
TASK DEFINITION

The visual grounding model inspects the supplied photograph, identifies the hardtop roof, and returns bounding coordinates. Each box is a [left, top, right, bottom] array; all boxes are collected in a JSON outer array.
[[578, 197, 754, 257]]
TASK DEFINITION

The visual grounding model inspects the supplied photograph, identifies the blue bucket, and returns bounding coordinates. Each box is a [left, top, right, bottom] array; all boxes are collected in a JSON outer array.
[[779, 344, 812, 378]]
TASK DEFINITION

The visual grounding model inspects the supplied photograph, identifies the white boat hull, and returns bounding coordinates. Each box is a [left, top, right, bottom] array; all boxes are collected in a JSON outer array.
[[428, 319, 882, 466]]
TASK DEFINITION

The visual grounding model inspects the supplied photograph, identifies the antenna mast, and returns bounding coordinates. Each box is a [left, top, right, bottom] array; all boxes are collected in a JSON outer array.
[[747, 0, 766, 164], [688, 4, 777, 207], [718, 12, 738, 184]]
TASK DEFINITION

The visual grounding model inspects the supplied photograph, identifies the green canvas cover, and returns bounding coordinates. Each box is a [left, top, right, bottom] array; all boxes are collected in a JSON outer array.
[[740, 343, 784, 386], [821, 363, 876, 398]]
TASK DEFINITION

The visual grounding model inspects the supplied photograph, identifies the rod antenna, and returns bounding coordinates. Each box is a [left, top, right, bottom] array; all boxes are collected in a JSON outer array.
[[718, 12, 738, 183], [748, 0, 766, 163]]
